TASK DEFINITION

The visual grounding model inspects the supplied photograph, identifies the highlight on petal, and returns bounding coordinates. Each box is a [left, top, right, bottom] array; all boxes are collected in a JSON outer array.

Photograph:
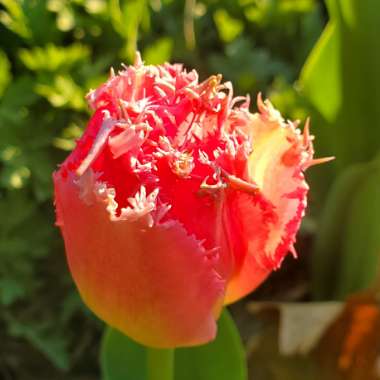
[[54, 170, 225, 348]]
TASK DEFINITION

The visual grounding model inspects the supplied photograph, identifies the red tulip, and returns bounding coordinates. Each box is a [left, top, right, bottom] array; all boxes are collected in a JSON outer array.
[[53, 55, 329, 348]]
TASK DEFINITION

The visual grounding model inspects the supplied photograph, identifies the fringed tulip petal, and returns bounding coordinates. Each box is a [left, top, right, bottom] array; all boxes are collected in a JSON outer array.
[[54, 171, 224, 348], [224, 96, 314, 303], [223, 191, 274, 304]]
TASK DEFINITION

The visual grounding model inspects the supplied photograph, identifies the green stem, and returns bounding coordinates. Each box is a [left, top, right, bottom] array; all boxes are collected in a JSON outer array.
[[146, 347, 174, 380]]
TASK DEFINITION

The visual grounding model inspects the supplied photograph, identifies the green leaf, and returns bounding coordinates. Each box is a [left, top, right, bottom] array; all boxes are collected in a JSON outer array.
[[143, 37, 173, 65], [0, 0, 31, 39], [312, 158, 380, 299], [0, 75, 37, 112], [0, 50, 11, 97], [311, 163, 371, 299], [214, 9, 243, 43], [101, 326, 146, 380], [0, 0, 57, 43], [109, 0, 149, 60], [8, 320, 69, 370], [0, 190, 36, 233], [300, 0, 380, 169], [18, 43, 90, 72], [100, 309, 247, 380], [300, 21, 341, 123], [35, 75, 86, 110], [175, 310, 247, 380], [0, 276, 27, 305], [335, 161, 380, 298]]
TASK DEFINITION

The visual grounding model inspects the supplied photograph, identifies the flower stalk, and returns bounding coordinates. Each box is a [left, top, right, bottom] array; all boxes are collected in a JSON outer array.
[[147, 347, 174, 380]]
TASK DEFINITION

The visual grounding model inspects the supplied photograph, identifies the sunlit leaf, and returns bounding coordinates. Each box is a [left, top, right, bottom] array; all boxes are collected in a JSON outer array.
[[214, 9, 243, 43], [143, 37, 173, 64], [0, 0, 31, 39], [0, 50, 11, 97], [300, 0, 380, 169], [300, 21, 341, 123], [56, 5, 75, 32], [35, 75, 86, 110], [19, 43, 90, 72], [109, 0, 150, 60]]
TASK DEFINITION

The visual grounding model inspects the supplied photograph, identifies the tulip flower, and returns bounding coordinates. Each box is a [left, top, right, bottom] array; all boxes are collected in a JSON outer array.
[[53, 54, 330, 348]]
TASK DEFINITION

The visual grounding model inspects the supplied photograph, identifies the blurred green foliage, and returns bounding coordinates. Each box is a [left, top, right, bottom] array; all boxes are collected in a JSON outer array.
[[301, 0, 380, 300], [5, 0, 371, 378]]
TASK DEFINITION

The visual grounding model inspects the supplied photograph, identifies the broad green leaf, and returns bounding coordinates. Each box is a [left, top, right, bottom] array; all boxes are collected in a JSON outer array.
[[312, 157, 380, 299], [300, 21, 341, 123], [175, 310, 247, 380], [335, 162, 380, 298], [101, 309, 247, 380], [101, 327, 147, 380], [300, 0, 380, 169], [311, 163, 372, 299]]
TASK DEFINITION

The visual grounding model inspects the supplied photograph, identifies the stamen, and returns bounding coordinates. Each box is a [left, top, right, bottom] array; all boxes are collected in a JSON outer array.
[[220, 169, 260, 195], [118, 99, 129, 120], [169, 152, 194, 178], [154, 85, 168, 99], [303, 117, 311, 147], [134, 51, 143, 67], [181, 86, 200, 100], [154, 77, 176, 93], [163, 109, 176, 124]]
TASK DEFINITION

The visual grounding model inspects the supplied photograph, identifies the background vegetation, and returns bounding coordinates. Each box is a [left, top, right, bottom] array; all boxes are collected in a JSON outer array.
[[0, 0, 379, 379]]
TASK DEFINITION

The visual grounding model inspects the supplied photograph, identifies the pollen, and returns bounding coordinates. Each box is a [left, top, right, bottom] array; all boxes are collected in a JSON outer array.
[[169, 152, 195, 178]]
